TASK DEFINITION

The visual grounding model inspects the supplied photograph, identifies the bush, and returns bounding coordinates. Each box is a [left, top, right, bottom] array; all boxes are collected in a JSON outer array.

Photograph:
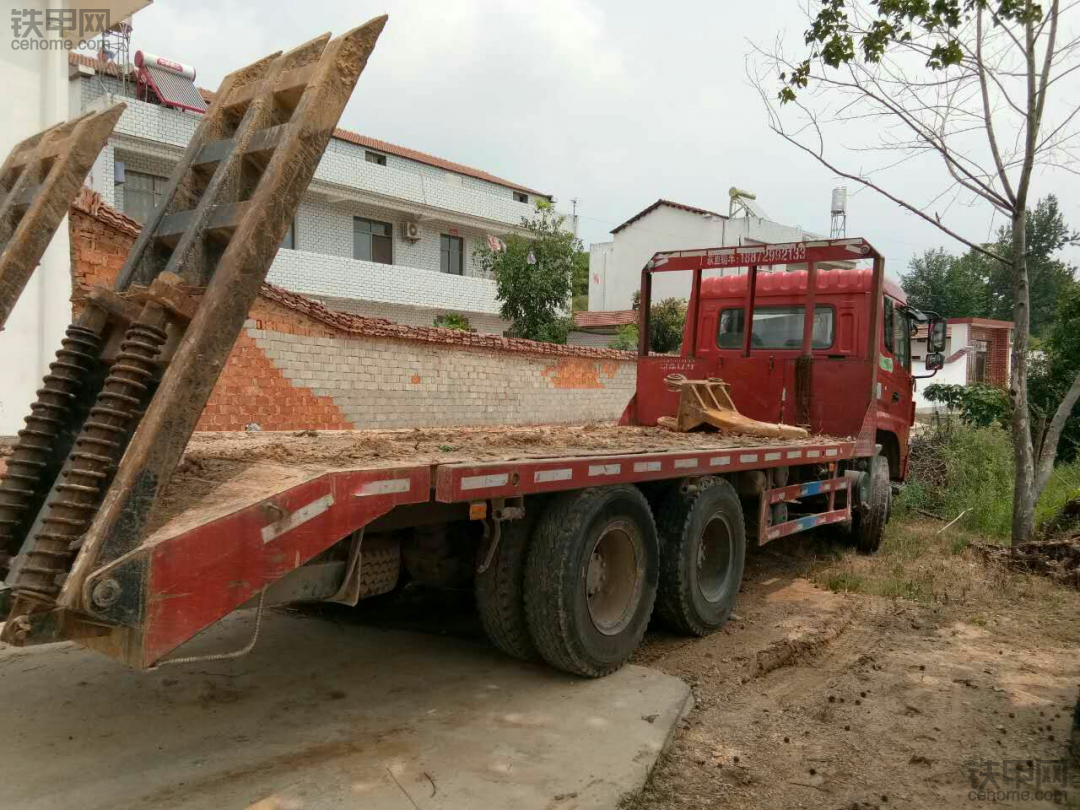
[[611, 323, 638, 351], [923, 383, 1010, 429], [895, 420, 1080, 538], [433, 313, 471, 331]]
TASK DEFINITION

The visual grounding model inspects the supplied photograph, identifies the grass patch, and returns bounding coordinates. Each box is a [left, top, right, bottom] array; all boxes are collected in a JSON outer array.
[[894, 420, 1080, 540]]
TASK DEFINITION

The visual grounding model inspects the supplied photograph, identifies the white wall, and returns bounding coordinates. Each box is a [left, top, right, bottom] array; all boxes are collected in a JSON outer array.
[[0, 1, 77, 436], [912, 323, 969, 411], [587, 206, 812, 311]]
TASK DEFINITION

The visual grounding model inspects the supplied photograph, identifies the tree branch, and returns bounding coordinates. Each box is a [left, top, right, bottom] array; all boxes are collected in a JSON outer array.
[[763, 115, 1008, 264], [1036, 369, 1080, 493], [976, 8, 1018, 204]]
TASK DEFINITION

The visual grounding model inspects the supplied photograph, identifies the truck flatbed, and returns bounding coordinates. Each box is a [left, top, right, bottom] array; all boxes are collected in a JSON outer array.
[[101, 422, 852, 669], [152, 423, 851, 538]]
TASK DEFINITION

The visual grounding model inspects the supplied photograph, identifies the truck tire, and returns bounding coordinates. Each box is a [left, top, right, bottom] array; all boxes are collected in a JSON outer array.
[[475, 519, 539, 662], [852, 455, 890, 554], [525, 485, 658, 678], [655, 479, 746, 636]]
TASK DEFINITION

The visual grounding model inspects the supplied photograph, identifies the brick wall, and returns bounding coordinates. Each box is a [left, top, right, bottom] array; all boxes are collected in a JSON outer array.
[[69, 190, 637, 432], [969, 326, 1011, 388]]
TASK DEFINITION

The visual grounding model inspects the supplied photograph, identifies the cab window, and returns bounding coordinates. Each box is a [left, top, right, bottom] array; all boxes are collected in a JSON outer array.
[[894, 309, 911, 371], [883, 297, 894, 353], [717, 305, 835, 350]]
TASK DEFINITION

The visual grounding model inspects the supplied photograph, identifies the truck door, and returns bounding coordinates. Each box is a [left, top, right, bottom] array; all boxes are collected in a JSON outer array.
[[877, 296, 913, 471]]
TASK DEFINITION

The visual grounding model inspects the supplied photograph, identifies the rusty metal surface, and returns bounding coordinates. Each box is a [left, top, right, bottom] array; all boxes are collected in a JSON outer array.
[[658, 375, 809, 439], [66, 19, 387, 624], [0, 104, 124, 330], [1, 18, 387, 651]]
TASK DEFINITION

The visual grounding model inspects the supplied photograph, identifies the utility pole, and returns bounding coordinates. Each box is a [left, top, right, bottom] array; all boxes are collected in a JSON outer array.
[[570, 198, 579, 237]]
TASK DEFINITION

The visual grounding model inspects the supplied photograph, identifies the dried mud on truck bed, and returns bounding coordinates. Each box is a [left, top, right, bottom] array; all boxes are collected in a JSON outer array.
[[149, 423, 844, 536]]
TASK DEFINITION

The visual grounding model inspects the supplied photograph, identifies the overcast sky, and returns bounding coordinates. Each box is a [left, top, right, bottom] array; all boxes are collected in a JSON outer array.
[[127, 0, 1079, 278]]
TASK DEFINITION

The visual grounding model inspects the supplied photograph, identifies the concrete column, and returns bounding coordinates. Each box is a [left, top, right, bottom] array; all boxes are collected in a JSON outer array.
[[0, 1, 76, 436]]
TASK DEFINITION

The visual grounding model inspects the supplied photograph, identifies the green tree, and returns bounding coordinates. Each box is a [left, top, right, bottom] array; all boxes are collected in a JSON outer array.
[[982, 195, 1079, 335], [631, 292, 687, 354], [571, 251, 590, 312], [1030, 284, 1080, 461], [759, 0, 1080, 544], [475, 205, 579, 343], [900, 248, 988, 318]]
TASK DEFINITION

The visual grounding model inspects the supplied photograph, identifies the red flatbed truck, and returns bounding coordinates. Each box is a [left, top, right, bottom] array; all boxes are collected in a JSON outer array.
[[0, 236, 946, 678]]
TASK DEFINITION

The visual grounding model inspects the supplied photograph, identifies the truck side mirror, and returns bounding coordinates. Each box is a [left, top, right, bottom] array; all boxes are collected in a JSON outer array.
[[925, 351, 944, 371], [928, 319, 947, 353]]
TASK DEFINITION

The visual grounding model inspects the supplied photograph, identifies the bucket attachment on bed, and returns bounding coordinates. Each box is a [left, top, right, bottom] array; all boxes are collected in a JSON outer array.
[[658, 375, 809, 439]]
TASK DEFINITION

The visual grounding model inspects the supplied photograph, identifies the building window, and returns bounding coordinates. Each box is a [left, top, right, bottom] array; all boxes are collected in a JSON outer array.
[[971, 338, 989, 383], [440, 234, 464, 276], [354, 217, 393, 264], [513, 191, 528, 204], [123, 170, 168, 224], [281, 219, 296, 250], [365, 150, 386, 166], [717, 306, 835, 350]]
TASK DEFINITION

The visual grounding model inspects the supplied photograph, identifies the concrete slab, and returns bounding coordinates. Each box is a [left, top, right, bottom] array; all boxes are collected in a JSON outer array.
[[0, 610, 690, 810]]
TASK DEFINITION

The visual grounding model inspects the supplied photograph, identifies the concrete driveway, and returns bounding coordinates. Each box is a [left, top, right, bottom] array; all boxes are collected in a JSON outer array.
[[0, 607, 689, 810]]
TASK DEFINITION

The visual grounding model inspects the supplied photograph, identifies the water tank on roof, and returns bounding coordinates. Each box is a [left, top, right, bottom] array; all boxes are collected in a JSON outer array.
[[831, 187, 847, 215]]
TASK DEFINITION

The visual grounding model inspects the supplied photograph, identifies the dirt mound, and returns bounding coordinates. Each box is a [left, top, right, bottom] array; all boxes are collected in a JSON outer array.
[[975, 539, 1080, 589]]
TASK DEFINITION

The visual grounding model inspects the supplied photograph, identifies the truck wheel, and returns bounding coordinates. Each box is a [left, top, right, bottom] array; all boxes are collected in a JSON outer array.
[[656, 479, 746, 636], [525, 485, 658, 678], [475, 519, 539, 662], [852, 455, 890, 554]]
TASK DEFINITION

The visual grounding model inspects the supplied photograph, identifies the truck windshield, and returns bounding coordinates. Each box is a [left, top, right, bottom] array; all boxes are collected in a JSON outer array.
[[717, 305, 835, 350]]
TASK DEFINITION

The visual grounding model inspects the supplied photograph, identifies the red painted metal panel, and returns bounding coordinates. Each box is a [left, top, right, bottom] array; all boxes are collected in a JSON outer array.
[[648, 239, 878, 273], [140, 466, 428, 666], [765, 476, 850, 505], [763, 505, 851, 542], [435, 443, 854, 503]]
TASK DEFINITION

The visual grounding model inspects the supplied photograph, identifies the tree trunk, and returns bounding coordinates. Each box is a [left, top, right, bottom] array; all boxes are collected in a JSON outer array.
[[1009, 208, 1037, 545]]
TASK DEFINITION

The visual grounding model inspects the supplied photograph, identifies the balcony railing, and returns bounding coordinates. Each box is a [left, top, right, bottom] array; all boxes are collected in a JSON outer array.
[[267, 248, 502, 315], [106, 94, 533, 228]]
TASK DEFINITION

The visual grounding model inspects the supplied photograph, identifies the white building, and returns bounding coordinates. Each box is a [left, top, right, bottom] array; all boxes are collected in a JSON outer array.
[[911, 318, 1012, 412], [0, 1, 151, 436], [70, 51, 552, 334], [589, 198, 826, 311]]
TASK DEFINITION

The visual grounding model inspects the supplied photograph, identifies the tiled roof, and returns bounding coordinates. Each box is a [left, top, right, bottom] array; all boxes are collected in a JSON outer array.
[[69, 53, 548, 198], [572, 310, 638, 329], [611, 199, 727, 234], [71, 187, 633, 362]]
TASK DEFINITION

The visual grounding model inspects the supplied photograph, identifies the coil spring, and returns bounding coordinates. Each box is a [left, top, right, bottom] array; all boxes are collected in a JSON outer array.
[[0, 325, 100, 575], [12, 317, 167, 605]]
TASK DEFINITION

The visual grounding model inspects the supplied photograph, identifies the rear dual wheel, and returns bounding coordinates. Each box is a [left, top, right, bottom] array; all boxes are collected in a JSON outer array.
[[524, 485, 659, 678], [655, 479, 746, 636]]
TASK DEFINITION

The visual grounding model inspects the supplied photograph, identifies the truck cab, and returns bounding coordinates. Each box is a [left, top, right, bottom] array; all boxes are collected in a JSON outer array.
[[622, 239, 945, 481]]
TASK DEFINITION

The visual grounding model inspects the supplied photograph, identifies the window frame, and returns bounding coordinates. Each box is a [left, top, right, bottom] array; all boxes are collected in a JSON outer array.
[[122, 169, 169, 224], [513, 191, 528, 204], [281, 218, 296, 250], [364, 150, 387, 166], [716, 304, 837, 351], [440, 233, 464, 276], [353, 216, 393, 265]]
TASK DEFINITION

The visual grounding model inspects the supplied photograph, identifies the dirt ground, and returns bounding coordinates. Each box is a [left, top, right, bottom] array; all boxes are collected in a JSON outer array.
[[625, 519, 1080, 810]]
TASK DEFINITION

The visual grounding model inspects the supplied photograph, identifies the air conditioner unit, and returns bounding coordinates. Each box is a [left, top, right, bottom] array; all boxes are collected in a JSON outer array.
[[401, 221, 421, 241]]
